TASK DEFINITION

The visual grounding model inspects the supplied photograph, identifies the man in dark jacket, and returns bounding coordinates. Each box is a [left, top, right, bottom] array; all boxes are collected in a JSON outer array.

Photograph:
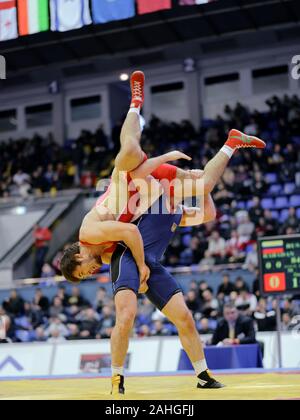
[[211, 303, 256, 345]]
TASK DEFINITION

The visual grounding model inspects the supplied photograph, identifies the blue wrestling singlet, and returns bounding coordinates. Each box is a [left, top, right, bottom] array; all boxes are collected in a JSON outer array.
[[110, 195, 183, 310]]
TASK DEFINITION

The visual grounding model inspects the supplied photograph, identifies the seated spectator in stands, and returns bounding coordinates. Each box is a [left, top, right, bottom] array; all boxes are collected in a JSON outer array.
[[185, 290, 200, 316], [217, 274, 236, 300], [249, 197, 264, 224], [226, 230, 245, 262], [198, 280, 213, 303], [280, 207, 300, 234], [188, 280, 198, 293], [32, 288, 50, 315], [47, 328, 67, 343], [234, 277, 249, 294], [211, 303, 256, 346], [197, 318, 215, 335], [3, 290, 24, 316], [268, 144, 284, 169], [76, 308, 99, 339], [67, 324, 81, 341], [33, 224, 52, 278], [151, 320, 171, 337], [34, 326, 47, 342], [243, 242, 258, 272], [236, 212, 255, 243], [250, 171, 268, 196], [235, 288, 258, 316], [67, 287, 87, 308], [45, 316, 69, 338], [206, 231, 227, 264], [55, 285, 70, 307], [96, 305, 115, 339], [281, 313, 292, 331], [49, 297, 65, 319], [263, 210, 279, 236], [253, 298, 276, 331], [93, 287, 110, 314], [200, 289, 219, 318], [136, 324, 151, 338]]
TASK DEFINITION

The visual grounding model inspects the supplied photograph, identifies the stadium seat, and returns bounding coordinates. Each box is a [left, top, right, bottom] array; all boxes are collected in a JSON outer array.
[[280, 209, 289, 222], [265, 173, 278, 184], [296, 208, 300, 219], [261, 198, 274, 209], [237, 201, 246, 209], [182, 234, 192, 247], [284, 183, 296, 195], [274, 196, 289, 209], [268, 184, 282, 195], [271, 210, 279, 219], [290, 195, 300, 207]]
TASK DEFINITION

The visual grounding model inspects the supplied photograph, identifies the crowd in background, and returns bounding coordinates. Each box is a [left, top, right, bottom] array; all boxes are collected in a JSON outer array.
[[0, 94, 300, 341], [1, 272, 300, 343]]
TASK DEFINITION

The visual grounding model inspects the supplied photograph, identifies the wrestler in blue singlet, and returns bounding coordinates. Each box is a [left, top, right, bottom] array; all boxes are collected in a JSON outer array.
[[110, 195, 183, 310]]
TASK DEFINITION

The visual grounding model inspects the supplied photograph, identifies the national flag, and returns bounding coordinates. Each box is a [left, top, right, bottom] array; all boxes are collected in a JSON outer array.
[[0, 0, 18, 41], [136, 0, 171, 15], [262, 239, 285, 255], [50, 0, 91, 32], [91, 0, 135, 24], [17, 0, 49, 36]]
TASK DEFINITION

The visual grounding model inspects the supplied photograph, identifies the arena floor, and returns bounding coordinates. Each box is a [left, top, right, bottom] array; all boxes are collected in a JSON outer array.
[[0, 370, 299, 400]]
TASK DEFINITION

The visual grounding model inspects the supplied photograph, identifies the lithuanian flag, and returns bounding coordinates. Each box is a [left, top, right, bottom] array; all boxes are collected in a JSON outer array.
[[18, 0, 49, 36]]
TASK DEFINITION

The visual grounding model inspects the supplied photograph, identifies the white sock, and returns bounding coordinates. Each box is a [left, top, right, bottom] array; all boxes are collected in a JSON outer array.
[[112, 366, 124, 377], [128, 107, 140, 115], [192, 359, 208, 376], [220, 145, 235, 159]]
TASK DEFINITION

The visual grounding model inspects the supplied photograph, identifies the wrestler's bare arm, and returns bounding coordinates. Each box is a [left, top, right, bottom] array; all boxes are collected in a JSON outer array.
[[179, 194, 216, 227], [80, 216, 147, 274]]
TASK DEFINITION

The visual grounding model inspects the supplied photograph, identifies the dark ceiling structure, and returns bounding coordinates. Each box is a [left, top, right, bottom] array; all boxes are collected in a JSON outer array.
[[0, 0, 299, 87]]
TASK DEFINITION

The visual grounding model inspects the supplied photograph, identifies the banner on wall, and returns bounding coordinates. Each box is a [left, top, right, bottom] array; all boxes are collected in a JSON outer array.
[[0, 0, 18, 41], [136, 0, 172, 15], [18, 0, 49, 36], [50, 0, 92, 32], [91, 0, 135, 24]]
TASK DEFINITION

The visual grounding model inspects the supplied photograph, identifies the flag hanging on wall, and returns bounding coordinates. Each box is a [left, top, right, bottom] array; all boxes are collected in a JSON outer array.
[[92, 0, 135, 24], [50, 0, 91, 32], [0, 0, 18, 41], [18, 0, 49, 36], [136, 0, 172, 15]]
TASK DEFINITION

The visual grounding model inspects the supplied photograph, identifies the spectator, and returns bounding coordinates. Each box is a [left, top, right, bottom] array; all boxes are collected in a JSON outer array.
[[32, 289, 50, 314], [67, 287, 87, 308], [185, 290, 200, 315], [3, 290, 24, 316], [235, 288, 258, 315], [33, 224, 52, 278], [211, 303, 256, 346], [253, 298, 276, 331], [206, 231, 226, 263], [49, 297, 65, 319], [217, 274, 236, 299], [77, 308, 100, 339], [96, 305, 115, 339]]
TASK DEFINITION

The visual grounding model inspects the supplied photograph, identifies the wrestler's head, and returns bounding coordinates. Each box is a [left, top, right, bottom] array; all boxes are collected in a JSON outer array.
[[60, 242, 102, 283]]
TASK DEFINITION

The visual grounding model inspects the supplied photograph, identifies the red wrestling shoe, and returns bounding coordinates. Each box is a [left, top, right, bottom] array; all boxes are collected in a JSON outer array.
[[226, 129, 266, 149], [130, 70, 145, 109]]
